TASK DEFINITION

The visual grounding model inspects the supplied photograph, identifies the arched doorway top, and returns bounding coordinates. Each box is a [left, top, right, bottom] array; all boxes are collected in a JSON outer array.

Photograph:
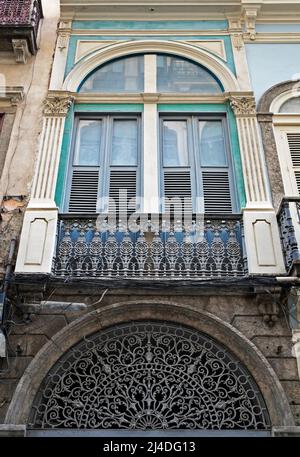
[[62, 40, 240, 93], [28, 320, 270, 431], [5, 301, 294, 428]]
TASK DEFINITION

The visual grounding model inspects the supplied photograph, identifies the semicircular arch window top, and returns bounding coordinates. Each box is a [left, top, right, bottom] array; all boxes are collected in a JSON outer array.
[[79, 54, 223, 94], [29, 321, 270, 431]]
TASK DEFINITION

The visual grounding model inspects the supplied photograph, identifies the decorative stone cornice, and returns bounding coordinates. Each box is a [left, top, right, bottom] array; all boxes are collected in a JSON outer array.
[[242, 4, 261, 41], [43, 93, 75, 116], [229, 94, 257, 116], [0, 87, 25, 106]]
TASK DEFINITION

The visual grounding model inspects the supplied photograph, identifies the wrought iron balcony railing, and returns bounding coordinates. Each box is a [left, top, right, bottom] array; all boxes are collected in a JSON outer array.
[[53, 214, 247, 281], [0, 0, 43, 56], [277, 197, 300, 274]]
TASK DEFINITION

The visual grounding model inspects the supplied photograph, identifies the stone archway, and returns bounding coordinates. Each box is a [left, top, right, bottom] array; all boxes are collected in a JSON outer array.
[[5, 301, 294, 430], [62, 40, 240, 93]]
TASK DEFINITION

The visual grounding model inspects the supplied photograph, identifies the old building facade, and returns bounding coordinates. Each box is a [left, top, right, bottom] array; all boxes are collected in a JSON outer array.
[[0, 0, 300, 437]]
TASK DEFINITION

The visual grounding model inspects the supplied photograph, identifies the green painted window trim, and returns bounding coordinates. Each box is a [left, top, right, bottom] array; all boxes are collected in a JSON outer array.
[[65, 35, 235, 79], [55, 102, 246, 211]]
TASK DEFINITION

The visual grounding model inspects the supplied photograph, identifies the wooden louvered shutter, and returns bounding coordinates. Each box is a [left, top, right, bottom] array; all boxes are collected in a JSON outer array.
[[287, 133, 300, 194], [164, 170, 192, 212], [202, 170, 232, 214], [69, 169, 99, 213], [109, 170, 137, 214], [68, 119, 102, 213]]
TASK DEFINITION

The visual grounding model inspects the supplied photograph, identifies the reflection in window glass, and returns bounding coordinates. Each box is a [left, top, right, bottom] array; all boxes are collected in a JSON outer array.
[[111, 120, 138, 166], [79, 56, 144, 93], [74, 120, 102, 166], [163, 121, 189, 167], [199, 121, 227, 167], [157, 55, 222, 93], [279, 97, 300, 113]]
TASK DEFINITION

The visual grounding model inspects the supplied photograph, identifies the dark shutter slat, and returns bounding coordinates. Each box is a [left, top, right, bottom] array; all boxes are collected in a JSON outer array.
[[164, 170, 192, 212], [203, 171, 232, 214], [69, 169, 99, 213], [288, 133, 300, 167], [109, 170, 137, 214]]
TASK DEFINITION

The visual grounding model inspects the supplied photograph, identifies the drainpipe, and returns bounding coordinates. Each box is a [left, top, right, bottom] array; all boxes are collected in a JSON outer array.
[[0, 239, 17, 358]]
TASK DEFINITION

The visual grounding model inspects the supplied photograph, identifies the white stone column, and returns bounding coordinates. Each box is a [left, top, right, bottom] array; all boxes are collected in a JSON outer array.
[[15, 93, 74, 274], [229, 94, 286, 274], [142, 55, 160, 214]]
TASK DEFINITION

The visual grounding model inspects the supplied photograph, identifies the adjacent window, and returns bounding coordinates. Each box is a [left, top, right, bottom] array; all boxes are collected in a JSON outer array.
[[161, 116, 235, 213], [279, 97, 300, 114], [66, 116, 140, 213]]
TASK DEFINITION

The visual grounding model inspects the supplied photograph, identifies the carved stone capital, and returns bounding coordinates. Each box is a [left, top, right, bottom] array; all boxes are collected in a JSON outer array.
[[229, 95, 256, 116], [44, 94, 75, 116]]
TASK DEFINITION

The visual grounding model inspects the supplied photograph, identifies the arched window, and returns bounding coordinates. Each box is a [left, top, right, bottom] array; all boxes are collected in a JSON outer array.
[[64, 53, 237, 216], [79, 53, 223, 94], [271, 90, 300, 196], [279, 96, 300, 113]]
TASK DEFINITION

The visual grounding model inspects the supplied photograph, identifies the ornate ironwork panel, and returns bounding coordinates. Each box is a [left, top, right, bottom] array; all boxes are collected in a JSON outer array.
[[53, 216, 247, 279], [277, 199, 300, 272], [29, 321, 270, 431]]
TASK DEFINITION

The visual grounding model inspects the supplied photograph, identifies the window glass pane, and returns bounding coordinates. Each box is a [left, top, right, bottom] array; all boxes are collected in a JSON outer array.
[[163, 121, 189, 167], [74, 120, 102, 166], [157, 55, 222, 94], [111, 120, 138, 166], [199, 121, 227, 166], [279, 97, 300, 113], [79, 56, 144, 93]]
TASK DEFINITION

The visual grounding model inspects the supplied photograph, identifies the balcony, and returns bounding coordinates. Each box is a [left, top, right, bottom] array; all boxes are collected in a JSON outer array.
[[277, 197, 300, 275], [52, 214, 247, 282], [0, 0, 43, 62]]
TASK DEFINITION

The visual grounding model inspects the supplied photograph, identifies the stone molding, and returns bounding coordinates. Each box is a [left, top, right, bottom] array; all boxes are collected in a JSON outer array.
[[5, 300, 294, 427], [11, 39, 30, 64], [43, 93, 75, 116], [0, 87, 24, 106]]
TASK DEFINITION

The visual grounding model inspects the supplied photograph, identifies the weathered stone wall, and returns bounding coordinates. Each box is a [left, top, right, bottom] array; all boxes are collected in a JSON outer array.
[[0, 0, 60, 278], [0, 289, 299, 426]]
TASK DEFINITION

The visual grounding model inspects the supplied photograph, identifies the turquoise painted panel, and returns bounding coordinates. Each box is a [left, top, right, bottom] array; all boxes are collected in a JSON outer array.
[[65, 35, 235, 79], [72, 21, 228, 30], [256, 24, 300, 33], [158, 103, 246, 209], [246, 43, 300, 102], [75, 104, 144, 112]]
